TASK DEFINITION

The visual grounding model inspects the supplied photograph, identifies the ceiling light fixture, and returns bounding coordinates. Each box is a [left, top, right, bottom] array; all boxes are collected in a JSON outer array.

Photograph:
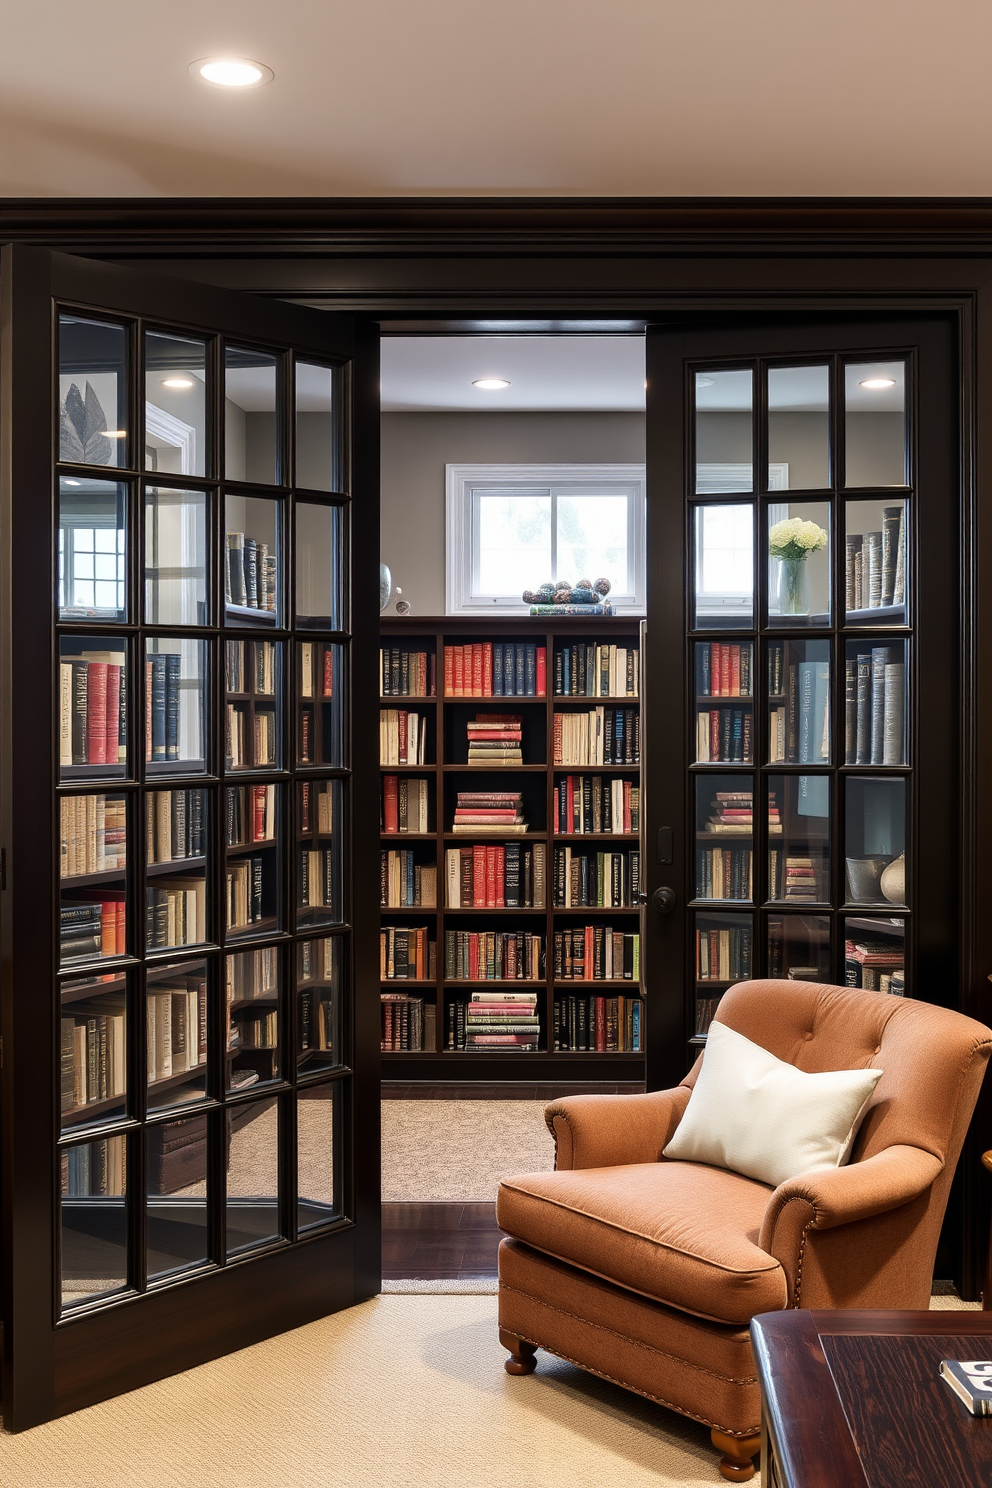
[[162, 376, 195, 389], [64, 479, 80, 487], [102, 430, 127, 439], [472, 377, 510, 391], [696, 376, 715, 388], [859, 377, 896, 390], [189, 57, 273, 88]]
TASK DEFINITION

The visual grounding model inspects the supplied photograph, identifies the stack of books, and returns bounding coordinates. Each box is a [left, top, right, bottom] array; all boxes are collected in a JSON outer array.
[[781, 854, 818, 900], [61, 897, 125, 961], [466, 713, 523, 766], [844, 937, 905, 993], [226, 532, 277, 612], [452, 790, 526, 835], [704, 791, 780, 835], [464, 989, 540, 1051]]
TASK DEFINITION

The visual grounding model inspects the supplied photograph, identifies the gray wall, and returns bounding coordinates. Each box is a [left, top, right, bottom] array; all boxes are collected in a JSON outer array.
[[380, 411, 646, 615]]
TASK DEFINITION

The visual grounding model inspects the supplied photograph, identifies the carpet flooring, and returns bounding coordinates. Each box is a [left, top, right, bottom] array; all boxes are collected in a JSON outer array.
[[382, 1099, 554, 1202]]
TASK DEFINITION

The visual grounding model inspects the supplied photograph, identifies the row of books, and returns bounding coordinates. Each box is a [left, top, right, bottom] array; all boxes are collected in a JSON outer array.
[[381, 776, 430, 834], [300, 782, 334, 836], [230, 1008, 278, 1050], [60, 1010, 126, 1112], [554, 775, 640, 835], [553, 847, 641, 908], [148, 789, 206, 862], [380, 851, 438, 908], [226, 532, 277, 612], [380, 709, 429, 766], [445, 989, 541, 1050], [144, 654, 188, 763], [147, 983, 208, 1083], [845, 650, 905, 766], [59, 652, 126, 767], [225, 860, 264, 933], [380, 926, 436, 980], [445, 843, 546, 908], [554, 994, 643, 1051], [554, 644, 639, 698], [226, 945, 278, 1004], [227, 783, 276, 845], [299, 641, 335, 699], [148, 879, 207, 948], [62, 1135, 126, 1197], [299, 988, 336, 1054], [444, 644, 546, 697], [299, 848, 335, 910], [844, 936, 905, 993], [226, 639, 277, 696], [696, 642, 753, 699], [694, 997, 721, 1039], [769, 661, 829, 767], [225, 702, 276, 770], [380, 648, 436, 697], [465, 713, 522, 767], [60, 794, 126, 878], [61, 899, 126, 962], [696, 846, 752, 901], [552, 927, 640, 981], [299, 936, 336, 984], [696, 706, 753, 764], [553, 708, 640, 765], [845, 509, 906, 613], [381, 993, 435, 1052], [443, 930, 544, 981], [453, 789, 527, 834], [696, 927, 752, 981]]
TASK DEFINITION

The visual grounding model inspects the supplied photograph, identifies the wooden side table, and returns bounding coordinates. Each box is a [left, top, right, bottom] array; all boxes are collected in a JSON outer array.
[[752, 1310, 992, 1488]]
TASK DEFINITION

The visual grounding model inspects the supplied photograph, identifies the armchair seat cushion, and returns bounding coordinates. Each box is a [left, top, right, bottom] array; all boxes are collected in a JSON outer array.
[[497, 1161, 788, 1325]]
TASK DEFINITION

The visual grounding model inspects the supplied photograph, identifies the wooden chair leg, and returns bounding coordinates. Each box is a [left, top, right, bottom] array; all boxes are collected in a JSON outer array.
[[711, 1428, 760, 1482], [499, 1327, 538, 1375]]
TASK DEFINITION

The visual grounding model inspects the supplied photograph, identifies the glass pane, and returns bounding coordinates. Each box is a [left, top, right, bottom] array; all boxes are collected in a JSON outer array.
[[60, 976, 127, 1130], [146, 862, 207, 952], [225, 784, 281, 938], [147, 959, 208, 1111], [60, 791, 128, 970], [59, 316, 128, 469], [298, 779, 344, 928], [145, 638, 206, 774], [695, 369, 753, 493], [146, 786, 207, 867], [844, 639, 908, 766], [145, 487, 208, 626], [694, 774, 753, 902], [225, 494, 282, 623], [694, 910, 752, 983], [844, 361, 907, 488], [296, 503, 344, 629], [694, 640, 754, 763], [61, 1135, 127, 1308], [225, 346, 280, 486], [556, 494, 629, 598], [225, 639, 282, 770], [768, 365, 830, 490], [147, 1115, 209, 1279], [59, 635, 127, 783], [145, 331, 207, 478], [226, 1097, 281, 1255], [296, 362, 338, 492], [59, 477, 127, 621], [476, 492, 551, 596], [693, 504, 753, 629], [766, 639, 831, 764], [769, 774, 830, 904], [226, 946, 281, 1090], [768, 501, 831, 626], [298, 1082, 343, 1229], [845, 498, 908, 623], [768, 914, 832, 981], [843, 915, 906, 994], [845, 778, 906, 907], [299, 643, 345, 765], [299, 936, 345, 1074]]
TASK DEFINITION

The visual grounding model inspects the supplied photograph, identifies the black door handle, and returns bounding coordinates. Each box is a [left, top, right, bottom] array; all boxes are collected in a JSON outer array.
[[652, 887, 677, 914]]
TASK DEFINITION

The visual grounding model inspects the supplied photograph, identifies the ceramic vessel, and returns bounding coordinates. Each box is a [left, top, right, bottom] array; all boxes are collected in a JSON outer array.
[[845, 854, 891, 903], [880, 853, 906, 905], [774, 556, 811, 616]]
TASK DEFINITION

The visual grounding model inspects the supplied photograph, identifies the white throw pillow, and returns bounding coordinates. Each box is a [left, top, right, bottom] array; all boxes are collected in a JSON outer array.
[[662, 1021, 882, 1189]]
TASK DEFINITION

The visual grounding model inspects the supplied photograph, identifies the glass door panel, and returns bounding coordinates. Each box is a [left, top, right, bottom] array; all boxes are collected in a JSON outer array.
[[844, 778, 907, 907], [767, 914, 832, 982], [225, 347, 280, 485], [768, 774, 830, 905], [844, 361, 908, 488], [767, 365, 830, 489], [59, 477, 128, 622], [767, 500, 831, 626], [845, 497, 909, 622], [844, 639, 908, 765], [145, 486, 209, 625], [695, 369, 753, 492], [59, 316, 129, 469], [693, 504, 754, 630], [145, 331, 208, 478]]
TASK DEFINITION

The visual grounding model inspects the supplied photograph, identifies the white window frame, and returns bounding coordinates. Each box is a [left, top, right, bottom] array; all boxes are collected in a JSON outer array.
[[694, 463, 789, 616], [446, 463, 646, 616]]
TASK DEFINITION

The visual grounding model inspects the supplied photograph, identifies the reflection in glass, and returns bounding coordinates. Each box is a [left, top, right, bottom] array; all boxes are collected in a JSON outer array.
[[768, 914, 832, 982], [768, 365, 830, 490], [767, 639, 831, 764], [61, 791, 127, 880], [769, 774, 830, 904], [694, 774, 753, 901], [694, 639, 754, 763], [225, 785, 280, 939], [145, 331, 207, 477], [147, 786, 207, 866], [768, 501, 830, 625], [226, 945, 281, 1089], [145, 487, 208, 625], [298, 1082, 343, 1230], [225, 493, 281, 623], [844, 361, 907, 488], [298, 779, 344, 928], [843, 916, 906, 994], [845, 498, 908, 622], [225, 639, 281, 770], [225, 346, 279, 485], [695, 369, 753, 492], [59, 634, 127, 782], [60, 979, 127, 1129], [844, 639, 907, 765], [146, 860, 207, 951], [296, 362, 337, 491], [59, 477, 127, 621], [298, 642, 345, 765], [845, 778, 906, 907], [693, 504, 753, 630], [226, 1097, 281, 1255], [59, 316, 128, 469], [61, 1134, 127, 1308], [695, 910, 752, 982], [147, 960, 208, 1110], [296, 503, 344, 629], [298, 936, 343, 1073], [147, 1115, 209, 1278], [145, 637, 206, 773]]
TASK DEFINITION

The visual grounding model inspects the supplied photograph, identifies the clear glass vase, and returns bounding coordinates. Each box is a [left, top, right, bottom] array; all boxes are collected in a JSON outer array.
[[773, 556, 811, 617]]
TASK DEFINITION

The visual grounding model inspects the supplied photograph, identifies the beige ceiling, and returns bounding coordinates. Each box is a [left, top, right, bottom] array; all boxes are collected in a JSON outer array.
[[3, 1, 991, 198]]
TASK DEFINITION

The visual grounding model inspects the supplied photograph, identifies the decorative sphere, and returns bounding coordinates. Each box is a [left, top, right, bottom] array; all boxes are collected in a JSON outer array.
[[521, 590, 539, 604], [593, 577, 612, 596], [538, 582, 555, 600], [575, 578, 593, 590], [553, 587, 572, 604], [570, 587, 597, 603], [880, 854, 906, 905]]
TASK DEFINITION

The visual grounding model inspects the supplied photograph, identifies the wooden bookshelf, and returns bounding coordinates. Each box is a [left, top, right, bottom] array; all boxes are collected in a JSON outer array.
[[379, 615, 644, 1079]]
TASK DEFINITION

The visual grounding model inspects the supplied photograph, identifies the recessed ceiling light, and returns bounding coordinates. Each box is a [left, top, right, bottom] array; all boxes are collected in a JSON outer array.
[[472, 377, 510, 390], [189, 57, 273, 88], [162, 376, 195, 389], [64, 479, 80, 486], [859, 377, 896, 390], [696, 376, 715, 388], [102, 430, 127, 439]]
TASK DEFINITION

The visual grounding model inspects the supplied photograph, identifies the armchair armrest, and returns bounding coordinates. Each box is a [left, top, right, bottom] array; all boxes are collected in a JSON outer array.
[[545, 1086, 692, 1171]]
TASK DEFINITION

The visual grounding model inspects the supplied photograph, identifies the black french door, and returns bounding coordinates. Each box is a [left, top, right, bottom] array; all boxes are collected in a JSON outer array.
[[0, 247, 381, 1427]]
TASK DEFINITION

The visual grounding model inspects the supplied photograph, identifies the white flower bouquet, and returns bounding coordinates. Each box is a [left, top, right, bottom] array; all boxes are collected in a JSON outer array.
[[768, 517, 828, 562]]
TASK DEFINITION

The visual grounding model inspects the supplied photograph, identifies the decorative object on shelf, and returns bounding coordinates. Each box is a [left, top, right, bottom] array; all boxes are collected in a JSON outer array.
[[394, 588, 412, 616], [880, 852, 906, 905], [379, 563, 393, 612], [845, 853, 891, 903], [523, 576, 617, 618], [60, 381, 114, 465], [769, 518, 828, 617]]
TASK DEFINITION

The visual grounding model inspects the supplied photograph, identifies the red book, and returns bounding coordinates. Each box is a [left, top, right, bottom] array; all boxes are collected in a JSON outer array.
[[469, 934, 480, 980], [473, 845, 486, 907], [453, 647, 464, 697], [472, 644, 483, 697], [383, 775, 399, 834], [710, 644, 721, 695], [482, 644, 493, 696], [469, 1034, 534, 1045], [710, 710, 720, 759], [301, 710, 311, 762], [323, 649, 334, 697], [495, 846, 505, 907], [116, 901, 126, 955], [253, 784, 266, 841], [100, 901, 116, 957], [553, 713, 563, 764], [584, 924, 594, 981], [86, 662, 108, 765], [595, 996, 606, 1051], [536, 646, 546, 697], [730, 645, 741, 697], [720, 647, 731, 697], [444, 647, 454, 696], [567, 775, 575, 831], [454, 811, 520, 821], [145, 661, 153, 762], [398, 710, 408, 763], [104, 664, 121, 765], [486, 846, 497, 907], [466, 729, 521, 740], [623, 780, 631, 834]]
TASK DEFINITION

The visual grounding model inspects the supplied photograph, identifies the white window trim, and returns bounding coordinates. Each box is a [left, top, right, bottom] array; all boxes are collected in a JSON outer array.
[[446, 463, 646, 616], [146, 401, 197, 476], [694, 464, 790, 616]]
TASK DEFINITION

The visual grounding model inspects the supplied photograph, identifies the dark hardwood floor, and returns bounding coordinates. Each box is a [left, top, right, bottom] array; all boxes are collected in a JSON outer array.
[[382, 1202, 503, 1280]]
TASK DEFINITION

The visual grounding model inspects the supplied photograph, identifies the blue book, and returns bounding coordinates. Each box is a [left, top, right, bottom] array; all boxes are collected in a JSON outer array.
[[514, 645, 525, 695], [504, 643, 515, 695], [150, 654, 167, 761], [493, 645, 504, 695], [632, 1000, 641, 1051], [406, 853, 414, 905], [525, 644, 536, 696], [731, 709, 744, 763], [615, 710, 625, 765], [563, 648, 571, 696], [165, 653, 182, 761]]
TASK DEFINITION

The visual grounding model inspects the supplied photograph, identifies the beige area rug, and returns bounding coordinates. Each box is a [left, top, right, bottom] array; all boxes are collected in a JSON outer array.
[[0, 1295, 729, 1488], [382, 1099, 554, 1202]]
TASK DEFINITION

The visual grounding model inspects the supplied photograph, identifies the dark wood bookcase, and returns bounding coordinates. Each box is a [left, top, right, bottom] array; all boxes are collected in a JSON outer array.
[[380, 615, 644, 1080]]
